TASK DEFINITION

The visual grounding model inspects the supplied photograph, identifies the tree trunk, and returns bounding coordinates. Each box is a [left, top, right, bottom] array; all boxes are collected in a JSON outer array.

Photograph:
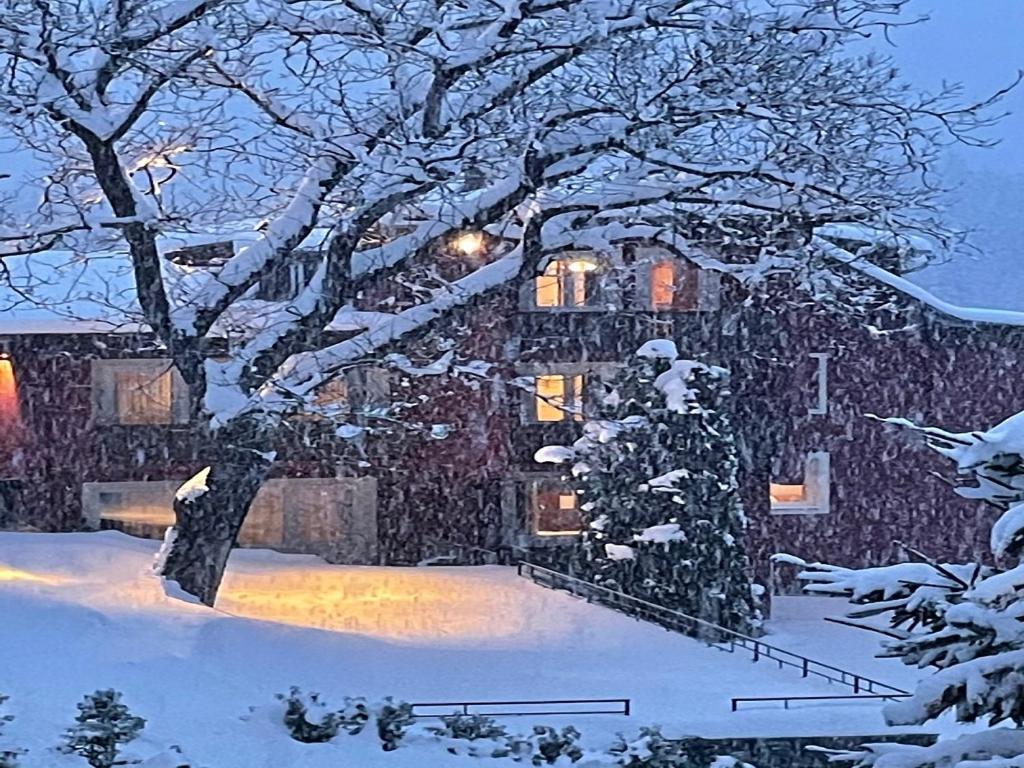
[[159, 418, 277, 606]]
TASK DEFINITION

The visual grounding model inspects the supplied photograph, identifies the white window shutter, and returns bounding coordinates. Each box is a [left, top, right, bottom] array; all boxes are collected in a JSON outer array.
[[170, 368, 191, 424], [697, 269, 721, 311], [634, 261, 653, 310], [90, 360, 117, 424], [806, 451, 831, 514]]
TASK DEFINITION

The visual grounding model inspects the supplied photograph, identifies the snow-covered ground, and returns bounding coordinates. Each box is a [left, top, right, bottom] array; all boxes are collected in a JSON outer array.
[[0, 532, 942, 767]]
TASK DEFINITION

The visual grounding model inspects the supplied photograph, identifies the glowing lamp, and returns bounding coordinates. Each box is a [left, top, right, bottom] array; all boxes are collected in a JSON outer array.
[[452, 231, 485, 257], [567, 258, 598, 273]]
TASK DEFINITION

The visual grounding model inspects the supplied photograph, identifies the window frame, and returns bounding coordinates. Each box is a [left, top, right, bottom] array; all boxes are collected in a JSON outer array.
[[91, 359, 190, 426], [808, 352, 829, 416], [769, 451, 831, 516], [633, 246, 720, 312], [527, 476, 583, 537], [531, 373, 585, 423], [523, 252, 610, 312]]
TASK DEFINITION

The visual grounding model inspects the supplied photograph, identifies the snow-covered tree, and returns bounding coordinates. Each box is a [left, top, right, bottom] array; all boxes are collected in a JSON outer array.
[[61, 690, 145, 768], [0, 0, 1007, 603], [779, 410, 1024, 768], [537, 340, 759, 633]]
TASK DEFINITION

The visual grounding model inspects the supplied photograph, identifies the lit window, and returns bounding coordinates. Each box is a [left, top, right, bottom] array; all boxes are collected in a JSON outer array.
[[115, 368, 174, 425], [647, 260, 699, 311], [534, 257, 600, 308], [0, 357, 21, 427], [651, 261, 676, 310], [92, 360, 187, 426], [294, 376, 349, 420], [531, 479, 582, 535], [534, 374, 584, 422], [769, 484, 807, 505], [770, 452, 830, 515]]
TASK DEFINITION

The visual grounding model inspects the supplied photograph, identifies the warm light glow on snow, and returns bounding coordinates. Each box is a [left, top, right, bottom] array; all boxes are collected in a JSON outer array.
[[216, 565, 546, 642], [452, 231, 485, 256], [0, 567, 65, 585]]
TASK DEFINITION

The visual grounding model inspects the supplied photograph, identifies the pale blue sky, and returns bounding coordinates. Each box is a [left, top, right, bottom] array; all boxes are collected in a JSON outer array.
[[888, 1, 1024, 309]]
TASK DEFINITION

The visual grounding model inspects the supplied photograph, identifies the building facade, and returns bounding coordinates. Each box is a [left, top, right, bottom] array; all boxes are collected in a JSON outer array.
[[0, 241, 1020, 590]]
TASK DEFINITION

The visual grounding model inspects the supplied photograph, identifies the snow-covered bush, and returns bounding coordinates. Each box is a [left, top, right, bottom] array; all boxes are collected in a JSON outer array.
[[429, 713, 509, 743], [427, 714, 513, 759], [504, 725, 584, 765], [375, 698, 415, 752], [0, 694, 19, 768], [277, 688, 369, 743], [780, 410, 1024, 767], [537, 340, 759, 633], [61, 690, 145, 768], [606, 728, 755, 767]]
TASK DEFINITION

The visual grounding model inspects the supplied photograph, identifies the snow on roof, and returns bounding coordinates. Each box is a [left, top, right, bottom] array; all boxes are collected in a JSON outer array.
[[815, 236, 1024, 328], [0, 231, 349, 336], [3, 234, 1023, 335]]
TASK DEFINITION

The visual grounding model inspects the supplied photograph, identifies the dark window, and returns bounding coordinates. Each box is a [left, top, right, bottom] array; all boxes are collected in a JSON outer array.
[[530, 479, 582, 536], [255, 252, 323, 301]]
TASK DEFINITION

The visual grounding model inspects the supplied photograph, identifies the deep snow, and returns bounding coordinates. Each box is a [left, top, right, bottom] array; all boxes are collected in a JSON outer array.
[[0, 532, 938, 767]]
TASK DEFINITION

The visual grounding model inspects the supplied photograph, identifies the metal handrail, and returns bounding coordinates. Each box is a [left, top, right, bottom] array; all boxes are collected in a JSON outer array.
[[410, 697, 631, 718], [517, 561, 909, 698], [732, 694, 912, 711]]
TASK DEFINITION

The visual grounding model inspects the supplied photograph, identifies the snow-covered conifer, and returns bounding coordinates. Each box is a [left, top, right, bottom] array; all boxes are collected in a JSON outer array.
[[781, 410, 1024, 767], [61, 690, 145, 768], [538, 340, 758, 633]]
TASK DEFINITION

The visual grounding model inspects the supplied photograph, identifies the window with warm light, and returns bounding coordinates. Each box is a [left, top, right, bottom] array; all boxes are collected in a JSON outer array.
[[769, 452, 830, 515], [292, 375, 350, 421], [91, 360, 189, 426], [530, 479, 582, 536], [533, 374, 584, 422], [769, 484, 807, 505], [647, 260, 700, 311], [114, 369, 174, 424], [0, 357, 21, 427], [534, 257, 601, 308]]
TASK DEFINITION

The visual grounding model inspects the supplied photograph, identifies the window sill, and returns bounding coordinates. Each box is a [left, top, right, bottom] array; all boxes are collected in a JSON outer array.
[[521, 533, 578, 549], [769, 504, 829, 516], [521, 306, 613, 313]]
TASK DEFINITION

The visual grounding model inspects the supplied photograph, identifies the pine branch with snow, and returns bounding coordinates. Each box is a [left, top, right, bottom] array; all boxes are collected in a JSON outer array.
[[781, 409, 1024, 768]]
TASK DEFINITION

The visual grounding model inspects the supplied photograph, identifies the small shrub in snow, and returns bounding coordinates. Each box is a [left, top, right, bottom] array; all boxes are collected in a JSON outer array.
[[61, 690, 145, 768], [0, 693, 20, 768], [277, 687, 369, 743], [428, 714, 513, 759], [607, 728, 750, 767], [428, 713, 509, 743], [505, 725, 583, 765], [375, 698, 414, 752]]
